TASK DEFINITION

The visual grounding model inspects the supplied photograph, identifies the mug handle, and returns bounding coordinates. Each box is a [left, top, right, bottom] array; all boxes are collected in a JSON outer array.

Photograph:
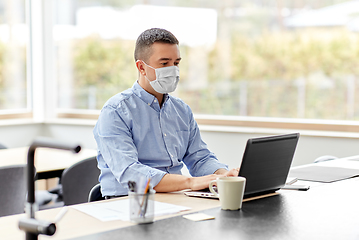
[[209, 180, 219, 197]]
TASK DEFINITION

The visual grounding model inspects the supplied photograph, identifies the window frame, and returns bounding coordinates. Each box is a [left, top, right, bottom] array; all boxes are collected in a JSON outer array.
[[1, 0, 359, 136], [56, 109, 359, 134]]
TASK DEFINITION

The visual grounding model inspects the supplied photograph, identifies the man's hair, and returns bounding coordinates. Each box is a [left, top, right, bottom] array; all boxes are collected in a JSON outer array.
[[134, 28, 179, 62]]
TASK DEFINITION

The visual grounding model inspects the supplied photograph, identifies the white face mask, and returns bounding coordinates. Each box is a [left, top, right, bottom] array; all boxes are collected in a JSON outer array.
[[142, 61, 180, 94]]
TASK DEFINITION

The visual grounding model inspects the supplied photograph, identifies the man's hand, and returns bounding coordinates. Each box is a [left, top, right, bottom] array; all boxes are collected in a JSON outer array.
[[214, 168, 240, 177], [153, 168, 240, 193], [188, 168, 240, 191], [188, 174, 224, 191], [154, 174, 225, 192]]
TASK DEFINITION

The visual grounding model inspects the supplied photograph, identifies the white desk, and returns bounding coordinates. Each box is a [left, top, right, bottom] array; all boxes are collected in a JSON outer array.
[[1, 155, 358, 239], [0, 147, 97, 179], [0, 192, 223, 239]]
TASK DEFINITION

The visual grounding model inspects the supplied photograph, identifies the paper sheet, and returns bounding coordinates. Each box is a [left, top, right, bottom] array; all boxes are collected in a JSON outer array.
[[72, 199, 191, 222], [183, 213, 215, 221]]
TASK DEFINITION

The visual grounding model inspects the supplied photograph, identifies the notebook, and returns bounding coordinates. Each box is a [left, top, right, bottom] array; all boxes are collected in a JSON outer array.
[[184, 133, 300, 199]]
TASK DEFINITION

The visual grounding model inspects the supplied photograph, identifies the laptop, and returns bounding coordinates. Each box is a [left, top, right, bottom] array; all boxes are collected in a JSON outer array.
[[184, 133, 300, 199]]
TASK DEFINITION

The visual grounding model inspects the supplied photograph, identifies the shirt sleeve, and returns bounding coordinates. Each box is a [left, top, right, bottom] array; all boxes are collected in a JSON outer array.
[[182, 108, 229, 177], [94, 105, 167, 189]]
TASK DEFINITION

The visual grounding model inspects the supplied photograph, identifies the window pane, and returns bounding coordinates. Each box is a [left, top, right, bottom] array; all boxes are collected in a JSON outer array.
[[55, 0, 359, 121], [0, 0, 27, 110]]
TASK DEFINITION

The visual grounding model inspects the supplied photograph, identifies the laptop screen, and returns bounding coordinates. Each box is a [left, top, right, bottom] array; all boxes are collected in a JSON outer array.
[[239, 133, 300, 198]]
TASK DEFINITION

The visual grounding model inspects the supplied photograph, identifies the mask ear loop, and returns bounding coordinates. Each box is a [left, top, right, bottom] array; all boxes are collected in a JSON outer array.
[[139, 60, 157, 82]]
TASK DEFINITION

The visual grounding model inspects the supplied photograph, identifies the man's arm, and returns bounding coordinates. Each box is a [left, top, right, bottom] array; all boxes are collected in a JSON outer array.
[[182, 110, 230, 176], [154, 167, 240, 193], [154, 173, 222, 192]]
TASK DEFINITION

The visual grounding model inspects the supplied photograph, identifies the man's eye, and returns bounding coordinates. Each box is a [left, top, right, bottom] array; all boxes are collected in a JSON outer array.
[[174, 62, 180, 66], [161, 62, 168, 66]]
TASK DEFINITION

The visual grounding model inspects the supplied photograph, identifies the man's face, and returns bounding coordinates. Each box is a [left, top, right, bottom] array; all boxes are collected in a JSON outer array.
[[144, 42, 181, 81]]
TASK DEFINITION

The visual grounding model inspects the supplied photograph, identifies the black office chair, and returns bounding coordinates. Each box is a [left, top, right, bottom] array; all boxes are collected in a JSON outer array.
[[0, 143, 54, 209], [0, 164, 27, 217], [34, 171, 57, 210], [88, 183, 105, 202], [0, 142, 7, 149], [61, 156, 100, 206]]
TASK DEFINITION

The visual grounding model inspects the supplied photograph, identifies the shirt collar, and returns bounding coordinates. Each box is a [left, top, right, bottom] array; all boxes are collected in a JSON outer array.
[[132, 81, 169, 106]]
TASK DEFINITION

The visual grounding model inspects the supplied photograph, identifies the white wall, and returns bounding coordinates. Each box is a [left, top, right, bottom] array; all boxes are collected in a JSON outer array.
[[1, 121, 358, 169], [201, 130, 359, 168], [0, 121, 43, 148]]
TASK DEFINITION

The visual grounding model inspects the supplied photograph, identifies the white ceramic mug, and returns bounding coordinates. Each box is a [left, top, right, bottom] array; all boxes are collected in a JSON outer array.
[[209, 177, 246, 210]]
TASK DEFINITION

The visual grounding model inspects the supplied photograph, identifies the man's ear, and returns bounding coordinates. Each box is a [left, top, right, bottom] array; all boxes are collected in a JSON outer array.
[[136, 60, 146, 76]]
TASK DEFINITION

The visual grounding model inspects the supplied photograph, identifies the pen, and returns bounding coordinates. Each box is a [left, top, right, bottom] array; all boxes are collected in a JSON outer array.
[[142, 189, 150, 217], [139, 178, 151, 216], [143, 178, 151, 194]]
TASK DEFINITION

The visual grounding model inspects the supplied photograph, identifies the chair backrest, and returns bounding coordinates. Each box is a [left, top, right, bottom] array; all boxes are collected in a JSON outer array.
[[0, 143, 7, 149], [61, 156, 100, 206], [88, 183, 105, 202], [0, 164, 27, 217]]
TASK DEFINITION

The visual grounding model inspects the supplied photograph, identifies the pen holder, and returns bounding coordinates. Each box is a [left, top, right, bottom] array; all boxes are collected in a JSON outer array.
[[129, 190, 155, 224]]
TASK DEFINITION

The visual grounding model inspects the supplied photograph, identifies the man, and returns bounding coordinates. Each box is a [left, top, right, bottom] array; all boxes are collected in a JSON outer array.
[[93, 28, 239, 198]]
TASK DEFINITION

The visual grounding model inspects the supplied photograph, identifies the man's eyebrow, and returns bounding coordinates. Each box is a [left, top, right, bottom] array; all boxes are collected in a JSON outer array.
[[158, 57, 182, 61], [159, 58, 171, 61]]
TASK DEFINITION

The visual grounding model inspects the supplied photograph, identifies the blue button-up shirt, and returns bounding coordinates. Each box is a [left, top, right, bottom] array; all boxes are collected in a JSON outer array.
[[93, 81, 228, 196]]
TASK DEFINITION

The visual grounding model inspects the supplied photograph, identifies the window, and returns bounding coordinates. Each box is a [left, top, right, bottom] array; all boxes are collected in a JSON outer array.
[[0, 0, 28, 114], [54, 0, 359, 122]]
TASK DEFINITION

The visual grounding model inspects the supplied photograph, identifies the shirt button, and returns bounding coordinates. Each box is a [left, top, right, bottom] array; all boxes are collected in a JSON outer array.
[[164, 133, 167, 137], [171, 154, 173, 158], [154, 99, 157, 103], [148, 103, 150, 105]]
